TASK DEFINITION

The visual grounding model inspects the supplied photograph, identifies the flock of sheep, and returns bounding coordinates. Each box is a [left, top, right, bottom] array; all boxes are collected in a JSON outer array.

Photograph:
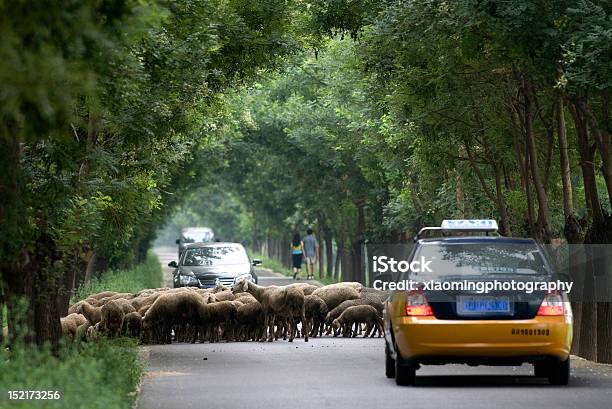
[[62, 281, 390, 344]]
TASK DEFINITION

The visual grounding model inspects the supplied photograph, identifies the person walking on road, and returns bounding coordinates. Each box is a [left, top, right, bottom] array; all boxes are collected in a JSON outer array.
[[290, 232, 304, 280], [303, 228, 318, 280]]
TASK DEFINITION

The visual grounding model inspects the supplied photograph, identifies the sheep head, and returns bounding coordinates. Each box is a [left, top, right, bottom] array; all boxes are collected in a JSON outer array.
[[231, 280, 248, 294], [212, 283, 230, 293]]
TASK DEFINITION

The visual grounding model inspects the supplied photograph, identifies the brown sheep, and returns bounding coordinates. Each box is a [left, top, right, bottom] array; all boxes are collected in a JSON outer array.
[[68, 300, 87, 315], [360, 287, 392, 303], [107, 292, 135, 301], [76, 301, 102, 325], [325, 297, 384, 335], [234, 292, 258, 304], [76, 319, 91, 342], [235, 301, 264, 341], [211, 283, 231, 293], [312, 285, 360, 311], [211, 290, 235, 302], [284, 282, 319, 295], [131, 291, 162, 311], [340, 282, 365, 292], [122, 311, 142, 338], [113, 298, 136, 314], [60, 313, 88, 341], [304, 294, 328, 338], [86, 322, 101, 342], [138, 304, 152, 317], [100, 300, 125, 337], [200, 301, 238, 342], [282, 287, 307, 342], [88, 291, 118, 300], [232, 281, 288, 342], [84, 297, 101, 306], [332, 305, 383, 338], [142, 291, 203, 344]]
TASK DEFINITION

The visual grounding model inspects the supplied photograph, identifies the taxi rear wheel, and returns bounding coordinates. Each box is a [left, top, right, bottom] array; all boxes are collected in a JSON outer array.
[[533, 362, 548, 377], [548, 358, 570, 385], [385, 344, 395, 378], [395, 357, 416, 386]]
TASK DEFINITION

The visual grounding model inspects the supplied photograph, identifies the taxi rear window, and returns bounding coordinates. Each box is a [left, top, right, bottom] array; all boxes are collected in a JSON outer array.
[[407, 242, 548, 280]]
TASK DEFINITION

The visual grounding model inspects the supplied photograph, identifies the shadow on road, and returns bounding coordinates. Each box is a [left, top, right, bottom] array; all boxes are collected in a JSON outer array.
[[407, 375, 588, 388]]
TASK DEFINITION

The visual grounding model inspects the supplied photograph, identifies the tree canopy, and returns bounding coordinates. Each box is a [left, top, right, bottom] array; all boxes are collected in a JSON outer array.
[[1, 0, 612, 360]]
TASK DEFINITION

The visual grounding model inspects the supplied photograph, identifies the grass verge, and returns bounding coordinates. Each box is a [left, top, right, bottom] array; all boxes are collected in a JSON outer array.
[[0, 250, 162, 409], [73, 251, 162, 302]]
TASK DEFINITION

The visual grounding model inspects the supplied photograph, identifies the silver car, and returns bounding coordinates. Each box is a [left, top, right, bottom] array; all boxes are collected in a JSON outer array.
[[169, 242, 260, 288]]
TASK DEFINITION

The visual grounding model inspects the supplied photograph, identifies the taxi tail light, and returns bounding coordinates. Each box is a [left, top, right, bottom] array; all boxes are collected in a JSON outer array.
[[405, 289, 433, 316], [537, 291, 565, 316]]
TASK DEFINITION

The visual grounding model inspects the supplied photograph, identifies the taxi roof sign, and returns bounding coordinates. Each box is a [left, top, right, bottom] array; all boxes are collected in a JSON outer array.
[[441, 219, 498, 231]]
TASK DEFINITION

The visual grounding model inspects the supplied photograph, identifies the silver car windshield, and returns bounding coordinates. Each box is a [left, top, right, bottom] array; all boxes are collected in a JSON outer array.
[[182, 246, 248, 266]]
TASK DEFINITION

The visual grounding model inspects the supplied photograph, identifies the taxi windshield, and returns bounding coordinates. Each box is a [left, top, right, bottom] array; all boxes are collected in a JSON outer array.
[[406, 242, 549, 280]]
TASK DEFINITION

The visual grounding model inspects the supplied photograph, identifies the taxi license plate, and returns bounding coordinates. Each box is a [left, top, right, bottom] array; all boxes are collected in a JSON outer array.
[[457, 295, 510, 315]]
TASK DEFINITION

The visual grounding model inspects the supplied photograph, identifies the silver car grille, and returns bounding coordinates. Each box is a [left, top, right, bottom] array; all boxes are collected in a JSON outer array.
[[198, 277, 234, 288]]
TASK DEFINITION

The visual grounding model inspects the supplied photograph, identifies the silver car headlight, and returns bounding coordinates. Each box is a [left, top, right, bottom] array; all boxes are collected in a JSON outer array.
[[234, 273, 253, 284], [180, 274, 198, 285]]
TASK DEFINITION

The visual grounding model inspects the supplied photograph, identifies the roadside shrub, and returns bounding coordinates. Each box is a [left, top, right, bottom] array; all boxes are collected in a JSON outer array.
[[74, 252, 162, 302], [0, 337, 143, 409], [0, 253, 160, 408]]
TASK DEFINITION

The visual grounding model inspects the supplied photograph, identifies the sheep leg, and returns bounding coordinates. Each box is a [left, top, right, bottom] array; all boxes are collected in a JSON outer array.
[[308, 320, 317, 337], [288, 317, 295, 342], [364, 322, 373, 338], [261, 313, 269, 342], [376, 317, 384, 338], [302, 306, 308, 342], [267, 314, 276, 342]]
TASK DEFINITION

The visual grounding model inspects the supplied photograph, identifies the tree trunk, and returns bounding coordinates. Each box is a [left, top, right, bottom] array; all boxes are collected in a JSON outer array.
[[512, 128, 536, 237], [570, 100, 605, 225], [32, 232, 63, 346], [33, 271, 62, 346], [597, 302, 612, 363], [0, 279, 4, 345], [579, 244, 598, 360], [334, 241, 343, 282], [576, 99, 612, 209], [524, 87, 553, 242], [316, 224, 324, 279], [84, 251, 96, 283], [557, 95, 583, 243], [350, 200, 366, 284], [323, 228, 334, 279], [58, 254, 77, 317], [557, 95, 573, 219], [493, 161, 511, 236], [340, 244, 352, 282], [455, 170, 468, 217]]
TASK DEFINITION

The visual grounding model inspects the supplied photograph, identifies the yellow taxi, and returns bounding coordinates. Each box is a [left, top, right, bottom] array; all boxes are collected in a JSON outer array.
[[383, 220, 572, 386]]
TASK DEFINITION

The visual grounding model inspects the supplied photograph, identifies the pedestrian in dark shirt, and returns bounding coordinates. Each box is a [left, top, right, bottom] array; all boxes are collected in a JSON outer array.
[[303, 228, 318, 280]]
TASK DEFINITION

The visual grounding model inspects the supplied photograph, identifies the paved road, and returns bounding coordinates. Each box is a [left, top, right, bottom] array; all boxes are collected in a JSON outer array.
[[137, 248, 612, 409]]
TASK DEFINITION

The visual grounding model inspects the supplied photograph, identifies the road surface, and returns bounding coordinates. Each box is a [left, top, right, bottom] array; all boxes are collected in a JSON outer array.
[[137, 247, 612, 409]]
